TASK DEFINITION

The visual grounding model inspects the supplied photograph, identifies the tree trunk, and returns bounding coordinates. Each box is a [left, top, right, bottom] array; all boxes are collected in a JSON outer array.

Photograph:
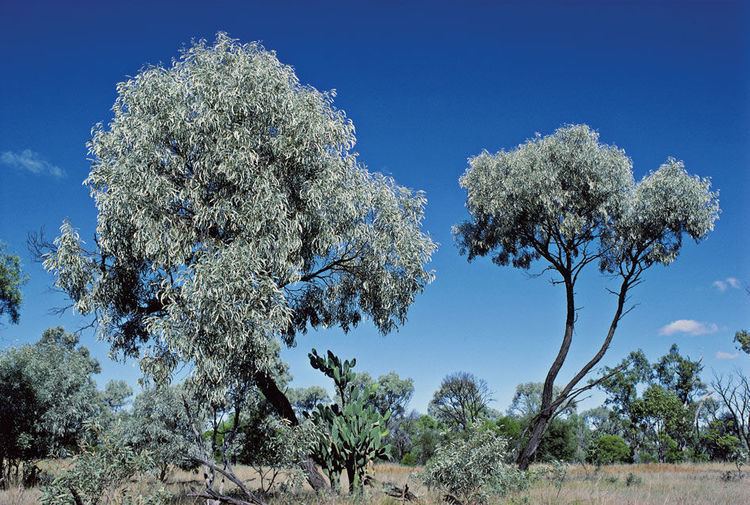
[[517, 414, 551, 470], [254, 369, 328, 492], [516, 277, 576, 469], [346, 464, 356, 494], [516, 273, 633, 469]]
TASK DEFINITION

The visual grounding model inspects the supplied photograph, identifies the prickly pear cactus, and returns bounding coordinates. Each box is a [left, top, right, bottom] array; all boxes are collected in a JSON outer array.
[[307, 349, 391, 493]]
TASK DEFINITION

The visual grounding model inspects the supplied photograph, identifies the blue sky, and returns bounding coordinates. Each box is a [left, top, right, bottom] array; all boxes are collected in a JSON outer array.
[[1, 0, 748, 413]]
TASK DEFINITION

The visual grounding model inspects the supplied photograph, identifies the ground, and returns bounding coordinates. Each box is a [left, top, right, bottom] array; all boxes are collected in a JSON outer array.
[[2, 462, 749, 504]]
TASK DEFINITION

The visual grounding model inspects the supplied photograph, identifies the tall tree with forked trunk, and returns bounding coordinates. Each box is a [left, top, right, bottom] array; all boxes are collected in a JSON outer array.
[[455, 124, 719, 469]]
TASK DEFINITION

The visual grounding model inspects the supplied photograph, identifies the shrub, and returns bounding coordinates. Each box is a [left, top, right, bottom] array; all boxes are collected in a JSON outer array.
[[40, 424, 170, 505], [423, 430, 527, 504], [587, 434, 630, 465], [401, 452, 418, 466], [241, 418, 312, 494], [625, 472, 642, 486]]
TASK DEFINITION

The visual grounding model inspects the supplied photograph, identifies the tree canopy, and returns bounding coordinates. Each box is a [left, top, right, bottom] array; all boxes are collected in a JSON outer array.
[[43, 33, 435, 399], [0, 327, 103, 483], [455, 124, 719, 468], [428, 371, 492, 431]]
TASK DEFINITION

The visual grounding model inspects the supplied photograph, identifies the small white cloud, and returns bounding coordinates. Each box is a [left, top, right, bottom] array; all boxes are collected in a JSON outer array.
[[713, 277, 742, 292], [659, 319, 719, 336], [1, 149, 65, 178], [716, 351, 739, 360]]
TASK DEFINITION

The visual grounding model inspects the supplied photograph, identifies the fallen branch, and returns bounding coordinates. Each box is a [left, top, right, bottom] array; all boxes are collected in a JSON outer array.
[[188, 488, 259, 505], [190, 456, 266, 505]]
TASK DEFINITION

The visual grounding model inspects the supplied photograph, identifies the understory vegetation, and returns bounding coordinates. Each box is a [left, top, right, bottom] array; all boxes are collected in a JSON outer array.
[[2, 326, 749, 504]]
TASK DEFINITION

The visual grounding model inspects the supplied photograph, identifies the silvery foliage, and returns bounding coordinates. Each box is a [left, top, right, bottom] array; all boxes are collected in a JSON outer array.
[[41, 421, 170, 505], [43, 33, 435, 396], [124, 384, 198, 480], [423, 430, 527, 505], [242, 418, 312, 494], [456, 124, 719, 274], [0, 327, 103, 458]]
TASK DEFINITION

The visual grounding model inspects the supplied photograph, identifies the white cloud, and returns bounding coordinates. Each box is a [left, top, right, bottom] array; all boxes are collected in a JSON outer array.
[[659, 319, 719, 336], [713, 277, 741, 292], [1, 149, 65, 178], [716, 351, 739, 360]]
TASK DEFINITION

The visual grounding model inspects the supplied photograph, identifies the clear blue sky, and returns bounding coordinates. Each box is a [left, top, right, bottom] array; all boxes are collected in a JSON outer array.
[[1, 0, 748, 413]]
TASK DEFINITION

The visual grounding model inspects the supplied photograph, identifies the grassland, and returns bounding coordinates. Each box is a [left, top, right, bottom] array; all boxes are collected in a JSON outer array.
[[2, 462, 748, 505]]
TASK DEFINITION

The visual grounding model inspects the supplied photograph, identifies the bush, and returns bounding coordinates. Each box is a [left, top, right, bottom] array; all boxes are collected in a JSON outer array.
[[423, 430, 527, 504], [40, 424, 170, 505], [536, 417, 578, 462], [401, 452, 417, 466], [587, 434, 630, 465], [240, 417, 312, 494], [625, 472, 642, 486]]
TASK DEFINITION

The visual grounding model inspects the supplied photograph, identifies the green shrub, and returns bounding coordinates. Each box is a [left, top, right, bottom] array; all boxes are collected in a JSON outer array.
[[587, 434, 630, 465], [625, 472, 642, 486], [401, 452, 417, 466], [40, 424, 170, 505], [423, 430, 527, 504]]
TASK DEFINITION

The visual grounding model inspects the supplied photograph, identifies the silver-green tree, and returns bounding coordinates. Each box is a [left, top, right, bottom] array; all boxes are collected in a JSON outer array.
[[455, 125, 718, 469], [124, 384, 198, 482], [287, 385, 330, 416], [43, 33, 435, 490], [0, 243, 25, 325], [0, 327, 103, 486], [101, 379, 133, 413]]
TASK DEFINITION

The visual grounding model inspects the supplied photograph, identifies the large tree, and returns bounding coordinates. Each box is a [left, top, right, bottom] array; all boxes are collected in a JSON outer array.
[[455, 124, 719, 468], [508, 382, 575, 419], [346, 370, 415, 418], [42, 33, 435, 492]]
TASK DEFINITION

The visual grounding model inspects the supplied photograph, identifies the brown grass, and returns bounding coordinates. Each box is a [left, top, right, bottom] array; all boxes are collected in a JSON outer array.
[[3, 462, 749, 505]]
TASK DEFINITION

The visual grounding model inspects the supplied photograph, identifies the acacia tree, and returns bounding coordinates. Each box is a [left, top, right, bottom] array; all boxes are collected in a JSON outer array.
[[428, 372, 492, 431], [42, 33, 435, 493], [346, 371, 414, 418], [653, 343, 706, 406], [455, 125, 718, 469], [287, 386, 330, 416], [101, 379, 133, 413]]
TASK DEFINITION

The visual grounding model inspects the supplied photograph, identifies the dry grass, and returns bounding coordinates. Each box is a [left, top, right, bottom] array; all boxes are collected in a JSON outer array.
[[3, 462, 749, 505]]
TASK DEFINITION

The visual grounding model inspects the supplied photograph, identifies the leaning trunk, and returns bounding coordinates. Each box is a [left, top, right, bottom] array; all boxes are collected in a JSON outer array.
[[517, 277, 576, 469], [517, 274, 633, 469], [517, 414, 551, 470], [254, 369, 328, 492]]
